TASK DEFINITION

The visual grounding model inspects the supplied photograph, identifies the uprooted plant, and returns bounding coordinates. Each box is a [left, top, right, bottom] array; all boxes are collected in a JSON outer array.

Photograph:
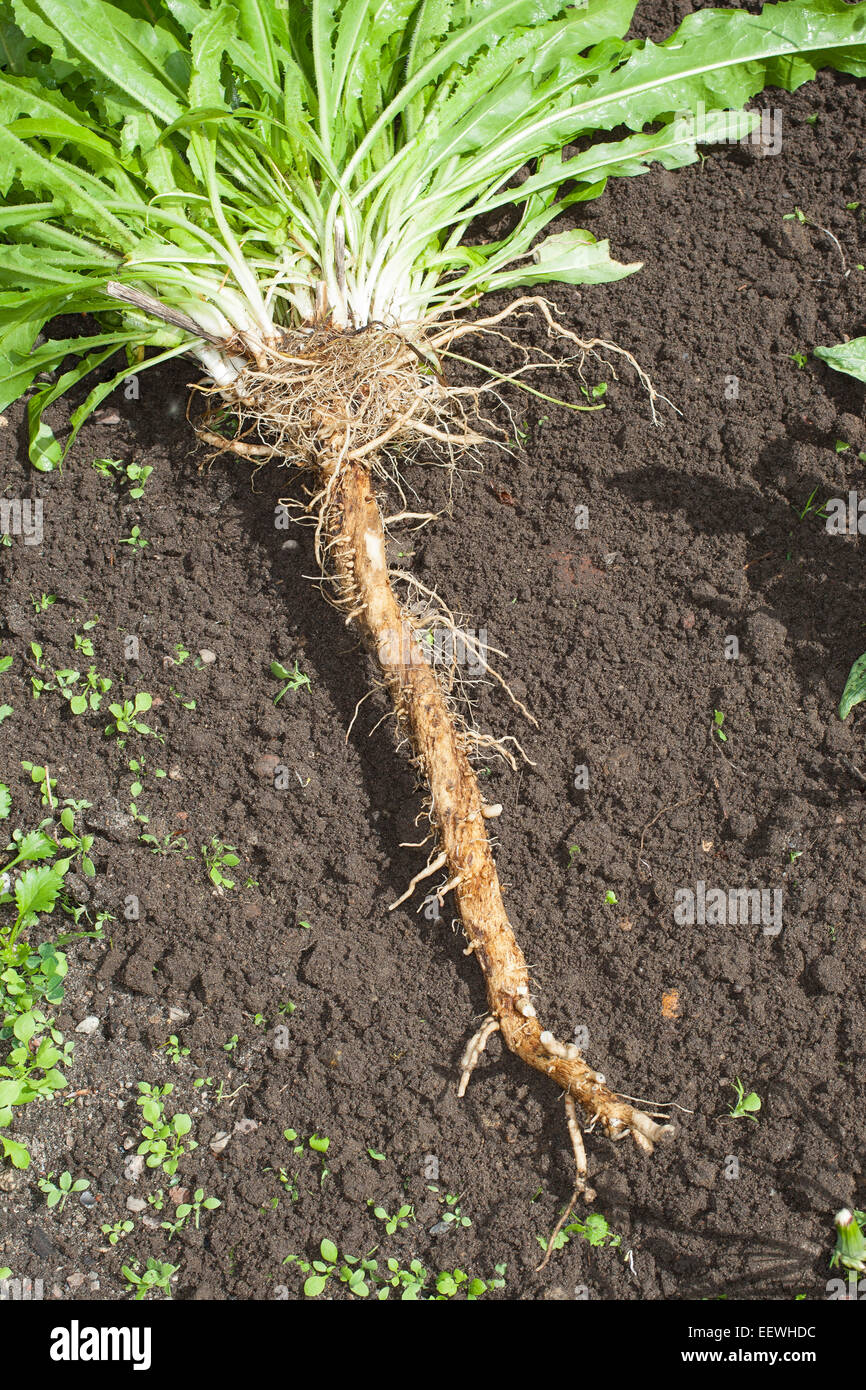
[[2, 0, 865, 1207]]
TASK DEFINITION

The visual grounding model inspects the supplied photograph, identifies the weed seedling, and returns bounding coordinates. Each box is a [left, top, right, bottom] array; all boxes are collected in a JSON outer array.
[[100, 1220, 134, 1246], [162, 1188, 220, 1238], [125, 463, 153, 498], [21, 762, 56, 808], [122, 1258, 178, 1301], [795, 485, 829, 522], [140, 832, 189, 856], [136, 1082, 197, 1175], [56, 807, 96, 878], [538, 1210, 621, 1254], [90, 457, 123, 479], [728, 1077, 761, 1120], [105, 693, 156, 740], [202, 838, 240, 891], [368, 1200, 415, 1235], [270, 660, 311, 703], [119, 525, 148, 550], [38, 1171, 90, 1212], [160, 1035, 190, 1065]]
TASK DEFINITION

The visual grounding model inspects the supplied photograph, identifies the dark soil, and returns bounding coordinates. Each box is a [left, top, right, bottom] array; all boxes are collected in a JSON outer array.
[[1, 0, 864, 1303]]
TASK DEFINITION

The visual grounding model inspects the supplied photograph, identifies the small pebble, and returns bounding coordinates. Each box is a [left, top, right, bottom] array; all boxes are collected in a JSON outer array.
[[198, 649, 217, 665], [124, 1154, 145, 1182], [79, 1190, 96, 1208], [126, 1197, 146, 1214], [428, 1222, 451, 1236], [75, 1016, 100, 1036]]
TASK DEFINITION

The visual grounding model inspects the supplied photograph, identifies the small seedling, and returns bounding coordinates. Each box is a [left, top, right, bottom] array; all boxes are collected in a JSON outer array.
[[789, 351, 809, 369], [202, 838, 240, 890], [439, 1193, 471, 1228], [368, 1200, 415, 1234], [38, 1171, 90, 1212], [21, 762, 56, 808], [160, 1035, 190, 1064], [140, 832, 189, 856], [538, 1210, 621, 1254], [119, 525, 148, 550], [100, 1220, 134, 1245], [73, 623, 98, 660], [728, 1077, 761, 1120], [91, 457, 123, 479], [31, 593, 56, 613], [57, 807, 96, 877], [136, 1082, 197, 1175], [125, 463, 153, 498], [712, 709, 728, 742], [795, 485, 829, 522], [270, 659, 311, 703], [122, 1258, 178, 1301], [604, 889, 618, 906], [162, 1188, 221, 1237], [105, 693, 156, 740]]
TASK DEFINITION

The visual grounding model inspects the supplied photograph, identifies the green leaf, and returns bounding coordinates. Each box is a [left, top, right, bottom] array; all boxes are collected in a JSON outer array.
[[12, 1011, 37, 1043], [1, 1135, 30, 1168], [303, 1273, 328, 1296], [320, 1238, 338, 1264], [14, 864, 63, 921], [488, 228, 641, 292], [0, 784, 10, 820], [814, 337, 866, 385], [840, 651, 866, 721], [2, 0, 865, 443], [27, 408, 62, 472], [11, 830, 57, 863]]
